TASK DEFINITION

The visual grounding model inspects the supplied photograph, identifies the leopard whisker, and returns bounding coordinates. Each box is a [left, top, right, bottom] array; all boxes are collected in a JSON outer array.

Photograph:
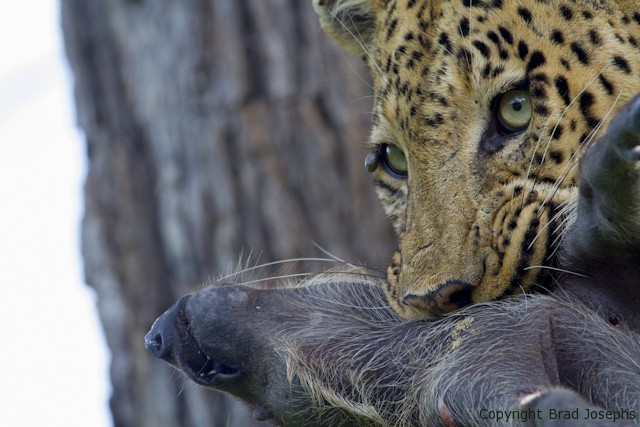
[[312, 241, 351, 265], [522, 111, 554, 207], [241, 272, 316, 286], [546, 211, 577, 261], [303, 269, 387, 282], [546, 75, 622, 199], [535, 65, 615, 219], [528, 191, 577, 252], [546, 91, 623, 209], [523, 265, 587, 278], [216, 257, 349, 282], [543, 63, 611, 162]]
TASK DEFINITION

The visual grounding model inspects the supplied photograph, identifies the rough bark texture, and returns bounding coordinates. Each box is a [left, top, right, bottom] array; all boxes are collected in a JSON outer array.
[[60, 1, 395, 426]]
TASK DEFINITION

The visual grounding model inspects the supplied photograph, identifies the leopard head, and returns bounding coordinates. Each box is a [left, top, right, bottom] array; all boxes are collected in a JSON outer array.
[[314, 0, 640, 319]]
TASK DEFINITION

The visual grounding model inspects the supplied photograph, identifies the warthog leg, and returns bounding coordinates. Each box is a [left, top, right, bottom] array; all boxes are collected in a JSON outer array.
[[561, 94, 640, 330]]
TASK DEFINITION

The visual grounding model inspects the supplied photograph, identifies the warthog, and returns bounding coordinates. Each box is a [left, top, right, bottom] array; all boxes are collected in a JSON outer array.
[[145, 92, 640, 426]]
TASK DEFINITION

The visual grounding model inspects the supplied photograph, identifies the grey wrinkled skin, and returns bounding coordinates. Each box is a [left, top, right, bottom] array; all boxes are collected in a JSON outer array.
[[146, 96, 640, 425]]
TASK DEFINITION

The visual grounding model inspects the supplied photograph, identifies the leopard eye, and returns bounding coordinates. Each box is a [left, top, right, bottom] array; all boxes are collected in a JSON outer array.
[[364, 151, 379, 172], [380, 144, 408, 178], [496, 89, 532, 133]]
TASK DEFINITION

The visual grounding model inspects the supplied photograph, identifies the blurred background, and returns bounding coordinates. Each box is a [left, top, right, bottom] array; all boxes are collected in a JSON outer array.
[[1, 1, 394, 426], [0, 1, 110, 426]]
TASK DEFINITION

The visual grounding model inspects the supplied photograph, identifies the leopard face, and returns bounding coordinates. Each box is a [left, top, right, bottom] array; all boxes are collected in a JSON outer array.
[[314, 0, 640, 319]]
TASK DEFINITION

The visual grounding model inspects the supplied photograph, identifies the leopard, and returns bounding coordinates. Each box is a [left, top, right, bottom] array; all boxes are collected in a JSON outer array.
[[145, 1, 640, 424], [314, 0, 640, 320]]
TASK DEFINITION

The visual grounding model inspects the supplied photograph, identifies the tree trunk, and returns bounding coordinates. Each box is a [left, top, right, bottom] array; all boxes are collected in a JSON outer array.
[[61, 0, 395, 426]]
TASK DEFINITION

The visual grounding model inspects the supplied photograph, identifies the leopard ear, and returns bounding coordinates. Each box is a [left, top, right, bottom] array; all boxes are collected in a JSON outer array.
[[313, 0, 376, 56]]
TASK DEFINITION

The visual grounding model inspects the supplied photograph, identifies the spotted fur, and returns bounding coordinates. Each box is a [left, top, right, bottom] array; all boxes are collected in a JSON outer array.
[[314, 0, 640, 319]]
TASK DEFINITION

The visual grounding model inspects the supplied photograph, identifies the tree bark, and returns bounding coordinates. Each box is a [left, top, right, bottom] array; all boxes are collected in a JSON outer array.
[[61, 0, 394, 426]]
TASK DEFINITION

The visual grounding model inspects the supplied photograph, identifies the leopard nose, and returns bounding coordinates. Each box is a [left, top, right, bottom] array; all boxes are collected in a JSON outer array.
[[403, 280, 473, 316]]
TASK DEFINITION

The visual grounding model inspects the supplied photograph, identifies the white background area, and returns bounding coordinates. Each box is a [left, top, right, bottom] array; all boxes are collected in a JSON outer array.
[[0, 2, 111, 426]]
